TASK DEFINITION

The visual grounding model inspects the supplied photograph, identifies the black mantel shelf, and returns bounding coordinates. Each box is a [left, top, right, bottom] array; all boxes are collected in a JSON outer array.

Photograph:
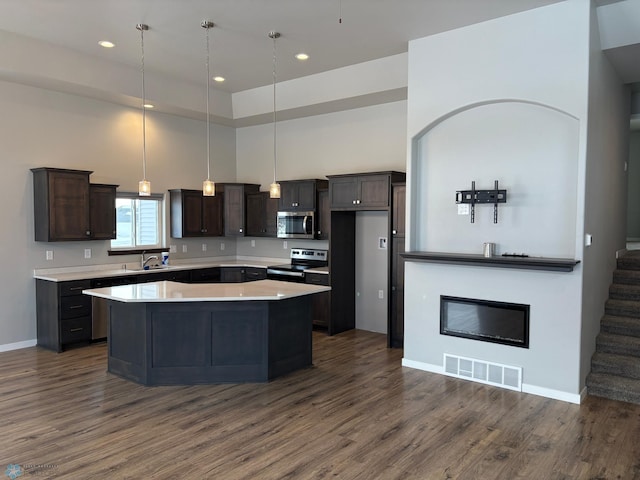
[[401, 251, 580, 272]]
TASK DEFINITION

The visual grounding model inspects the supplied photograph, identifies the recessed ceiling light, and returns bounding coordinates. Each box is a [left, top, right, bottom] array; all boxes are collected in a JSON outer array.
[[143, 103, 154, 109], [213, 76, 225, 82], [295, 53, 309, 61], [98, 40, 115, 48]]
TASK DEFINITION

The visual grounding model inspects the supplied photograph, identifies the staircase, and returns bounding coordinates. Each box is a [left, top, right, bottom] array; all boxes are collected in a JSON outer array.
[[586, 253, 640, 404]]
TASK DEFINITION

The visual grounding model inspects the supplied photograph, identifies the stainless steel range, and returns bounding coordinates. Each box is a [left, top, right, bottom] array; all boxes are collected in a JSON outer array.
[[267, 248, 328, 283]]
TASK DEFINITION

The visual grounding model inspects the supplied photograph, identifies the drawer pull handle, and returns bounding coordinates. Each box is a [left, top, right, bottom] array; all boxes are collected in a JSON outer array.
[[69, 328, 83, 332], [69, 286, 84, 291], [69, 305, 84, 309]]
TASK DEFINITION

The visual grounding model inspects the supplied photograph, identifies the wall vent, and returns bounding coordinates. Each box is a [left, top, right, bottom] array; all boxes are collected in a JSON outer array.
[[443, 353, 522, 392]]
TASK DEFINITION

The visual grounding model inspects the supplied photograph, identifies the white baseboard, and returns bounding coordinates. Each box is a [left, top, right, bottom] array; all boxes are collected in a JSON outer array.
[[0, 339, 37, 353], [402, 357, 582, 404]]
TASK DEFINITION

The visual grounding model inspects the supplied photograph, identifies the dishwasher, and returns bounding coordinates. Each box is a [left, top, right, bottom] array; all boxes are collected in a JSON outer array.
[[90, 276, 136, 340]]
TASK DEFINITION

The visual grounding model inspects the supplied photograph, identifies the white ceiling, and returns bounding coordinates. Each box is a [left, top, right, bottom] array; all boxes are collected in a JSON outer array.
[[0, 0, 565, 94]]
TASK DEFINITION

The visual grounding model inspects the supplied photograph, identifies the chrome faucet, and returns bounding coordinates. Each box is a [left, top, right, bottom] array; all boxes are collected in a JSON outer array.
[[141, 252, 159, 269]]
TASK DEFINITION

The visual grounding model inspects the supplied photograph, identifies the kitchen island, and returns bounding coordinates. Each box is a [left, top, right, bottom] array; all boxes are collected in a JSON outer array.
[[83, 280, 330, 386]]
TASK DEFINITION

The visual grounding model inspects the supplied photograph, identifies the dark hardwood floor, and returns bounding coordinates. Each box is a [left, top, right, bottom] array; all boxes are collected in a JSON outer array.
[[1, 330, 640, 479]]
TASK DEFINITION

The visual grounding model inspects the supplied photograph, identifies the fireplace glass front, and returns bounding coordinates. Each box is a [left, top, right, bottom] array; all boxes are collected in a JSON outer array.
[[440, 296, 529, 348]]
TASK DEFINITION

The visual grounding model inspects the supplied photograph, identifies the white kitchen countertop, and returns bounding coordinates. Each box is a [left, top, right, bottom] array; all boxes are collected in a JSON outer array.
[[83, 279, 330, 303], [33, 257, 284, 282]]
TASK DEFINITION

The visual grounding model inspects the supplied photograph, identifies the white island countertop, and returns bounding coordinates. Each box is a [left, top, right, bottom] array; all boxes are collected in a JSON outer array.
[[83, 279, 330, 303]]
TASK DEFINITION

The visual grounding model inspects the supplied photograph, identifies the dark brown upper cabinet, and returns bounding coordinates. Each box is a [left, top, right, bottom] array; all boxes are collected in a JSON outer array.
[[89, 184, 118, 240], [327, 172, 405, 210], [278, 179, 328, 212], [31, 167, 117, 242], [222, 183, 260, 237], [246, 191, 278, 237], [169, 188, 223, 238]]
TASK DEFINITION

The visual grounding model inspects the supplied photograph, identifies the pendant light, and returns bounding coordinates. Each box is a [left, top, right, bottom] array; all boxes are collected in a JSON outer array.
[[136, 23, 151, 196], [268, 31, 281, 199], [202, 20, 215, 196]]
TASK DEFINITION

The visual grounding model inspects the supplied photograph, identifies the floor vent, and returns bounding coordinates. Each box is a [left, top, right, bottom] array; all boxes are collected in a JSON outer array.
[[443, 354, 522, 392]]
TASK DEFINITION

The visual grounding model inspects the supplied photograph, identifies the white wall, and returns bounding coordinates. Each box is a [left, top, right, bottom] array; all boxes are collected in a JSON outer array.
[[627, 131, 640, 238], [579, 2, 629, 389], [404, 0, 592, 401], [355, 211, 389, 333], [0, 80, 236, 348], [236, 101, 407, 188]]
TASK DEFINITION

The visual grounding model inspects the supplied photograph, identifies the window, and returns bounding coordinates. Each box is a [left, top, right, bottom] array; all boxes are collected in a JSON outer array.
[[111, 193, 163, 250]]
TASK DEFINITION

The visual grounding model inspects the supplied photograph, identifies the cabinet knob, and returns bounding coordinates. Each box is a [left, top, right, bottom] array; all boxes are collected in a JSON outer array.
[[86, 230, 91, 236], [352, 200, 357, 205], [356, 200, 361, 204], [239, 228, 243, 233], [392, 230, 397, 235], [317, 231, 322, 235]]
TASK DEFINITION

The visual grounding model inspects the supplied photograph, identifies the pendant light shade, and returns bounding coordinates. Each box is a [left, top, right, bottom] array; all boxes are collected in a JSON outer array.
[[269, 31, 281, 199], [137, 23, 151, 196], [202, 20, 215, 197]]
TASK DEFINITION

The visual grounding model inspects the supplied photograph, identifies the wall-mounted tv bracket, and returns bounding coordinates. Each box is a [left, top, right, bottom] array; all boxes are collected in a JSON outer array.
[[455, 180, 507, 223]]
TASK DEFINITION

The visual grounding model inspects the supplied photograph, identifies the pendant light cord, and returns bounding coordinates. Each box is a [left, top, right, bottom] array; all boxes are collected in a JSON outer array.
[[206, 24, 211, 181], [138, 24, 148, 182], [272, 33, 278, 184]]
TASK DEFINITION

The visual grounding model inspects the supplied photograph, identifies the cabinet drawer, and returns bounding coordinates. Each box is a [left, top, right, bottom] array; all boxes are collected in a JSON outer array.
[[244, 268, 267, 281], [60, 295, 92, 319], [305, 273, 329, 286], [60, 316, 92, 344], [59, 279, 91, 297]]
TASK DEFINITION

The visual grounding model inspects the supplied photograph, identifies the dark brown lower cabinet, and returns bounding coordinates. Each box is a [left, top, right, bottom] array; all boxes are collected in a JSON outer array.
[[305, 272, 330, 328]]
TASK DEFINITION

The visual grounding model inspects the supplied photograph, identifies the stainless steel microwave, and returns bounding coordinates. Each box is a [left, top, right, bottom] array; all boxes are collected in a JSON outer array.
[[277, 211, 315, 239]]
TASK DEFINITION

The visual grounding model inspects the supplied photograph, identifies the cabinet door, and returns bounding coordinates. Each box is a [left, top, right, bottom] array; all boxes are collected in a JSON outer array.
[[265, 195, 278, 236], [316, 189, 330, 239], [329, 177, 358, 209], [279, 183, 299, 211], [221, 267, 244, 283], [182, 191, 205, 237], [246, 193, 265, 236], [89, 184, 117, 240], [295, 182, 316, 210], [358, 175, 389, 208], [202, 195, 223, 236], [392, 184, 406, 236], [224, 185, 246, 236], [390, 236, 405, 348], [34, 169, 91, 242]]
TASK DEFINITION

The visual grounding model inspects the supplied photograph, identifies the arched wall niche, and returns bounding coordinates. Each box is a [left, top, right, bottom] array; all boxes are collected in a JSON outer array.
[[409, 99, 580, 258]]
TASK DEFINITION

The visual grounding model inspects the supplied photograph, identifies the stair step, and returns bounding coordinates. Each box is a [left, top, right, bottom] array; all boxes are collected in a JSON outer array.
[[596, 332, 640, 357], [605, 299, 640, 319], [609, 284, 640, 301], [617, 254, 640, 271], [612, 269, 640, 286], [586, 372, 640, 405], [591, 352, 640, 380], [601, 315, 640, 338]]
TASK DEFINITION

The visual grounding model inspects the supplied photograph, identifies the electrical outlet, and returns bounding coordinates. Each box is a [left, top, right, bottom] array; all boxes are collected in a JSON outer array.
[[220, 242, 225, 251], [378, 290, 384, 299], [202, 243, 207, 252], [251, 239, 255, 247], [45, 250, 53, 261], [458, 204, 470, 215], [169, 245, 177, 253], [84, 248, 91, 259], [182, 245, 188, 253], [283, 240, 288, 249]]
